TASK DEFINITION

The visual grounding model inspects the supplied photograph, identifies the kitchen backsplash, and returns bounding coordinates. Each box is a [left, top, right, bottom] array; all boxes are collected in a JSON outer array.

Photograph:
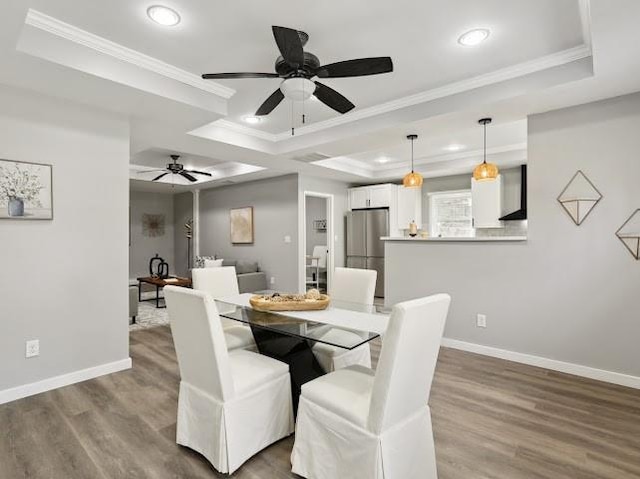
[[475, 220, 528, 237]]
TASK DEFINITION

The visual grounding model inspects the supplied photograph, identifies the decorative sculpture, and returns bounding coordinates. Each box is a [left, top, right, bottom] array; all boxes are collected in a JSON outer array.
[[149, 253, 170, 279]]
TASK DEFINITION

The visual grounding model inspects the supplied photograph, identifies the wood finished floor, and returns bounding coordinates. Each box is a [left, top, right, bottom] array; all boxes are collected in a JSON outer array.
[[1, 325, 639, 479]]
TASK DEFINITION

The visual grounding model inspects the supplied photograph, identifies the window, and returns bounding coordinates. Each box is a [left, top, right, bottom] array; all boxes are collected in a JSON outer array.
[[428, 190, 474, 238]]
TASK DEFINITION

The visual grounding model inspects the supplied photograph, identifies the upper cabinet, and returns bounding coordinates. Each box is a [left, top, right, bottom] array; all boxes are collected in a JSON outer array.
[[348, 184, 394, 209], [471, 175, 503, 228], [348, 188, 370, 209]]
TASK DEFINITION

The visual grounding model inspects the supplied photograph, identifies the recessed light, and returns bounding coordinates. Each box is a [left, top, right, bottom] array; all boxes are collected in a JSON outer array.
[[444, 144, 465, 152], [244, 116, 262, 125], [375, 157, 390, 164], [458, 29, 490, 47], [147, 5, 181, 26]]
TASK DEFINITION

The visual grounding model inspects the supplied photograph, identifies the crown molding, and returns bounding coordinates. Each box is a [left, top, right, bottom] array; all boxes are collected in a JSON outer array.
[[24, 9, 236, 99], [215, 44, 591, 143], [271, 44, 592, 141]]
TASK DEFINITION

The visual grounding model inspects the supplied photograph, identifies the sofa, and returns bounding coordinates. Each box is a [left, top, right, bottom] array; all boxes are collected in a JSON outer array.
[[223, 259, 268, 293], [193, 256, 268, 293]]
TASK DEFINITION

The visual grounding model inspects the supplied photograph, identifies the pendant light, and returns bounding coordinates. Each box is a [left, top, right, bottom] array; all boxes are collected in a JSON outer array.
[[402, 134, 423, 188], [473, 118, 499, 181]]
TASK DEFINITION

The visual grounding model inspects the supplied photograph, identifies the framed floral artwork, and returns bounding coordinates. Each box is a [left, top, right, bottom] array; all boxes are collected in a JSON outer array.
[[0, 159, 53, 220]]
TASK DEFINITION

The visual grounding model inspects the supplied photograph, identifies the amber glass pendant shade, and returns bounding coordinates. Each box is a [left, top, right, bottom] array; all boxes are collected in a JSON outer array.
[[473, 118, 499, 181], [473, 161, 499, 181], [403, 171, 423, 187], [403, 134, 423, 188]]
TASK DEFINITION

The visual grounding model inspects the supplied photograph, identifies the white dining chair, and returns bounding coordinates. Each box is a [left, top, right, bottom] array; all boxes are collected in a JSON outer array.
[[291, 293, 451, 479], [164, 286, 294, 475], [192, 266, 256, 351], [312, 267, 377, 372]]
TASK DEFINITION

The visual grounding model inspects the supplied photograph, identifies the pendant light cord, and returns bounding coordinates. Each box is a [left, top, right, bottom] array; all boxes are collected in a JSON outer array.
[[411, 137, 415, 173], [483, 121, 487, 164]]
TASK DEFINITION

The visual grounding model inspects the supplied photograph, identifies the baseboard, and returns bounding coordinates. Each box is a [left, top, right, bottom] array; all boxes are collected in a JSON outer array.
[[0, 357, 132, 405], [441, 338, 640, 390]]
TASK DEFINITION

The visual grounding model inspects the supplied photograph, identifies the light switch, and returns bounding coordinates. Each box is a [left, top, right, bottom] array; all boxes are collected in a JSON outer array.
[[284, 235, 291, 243]]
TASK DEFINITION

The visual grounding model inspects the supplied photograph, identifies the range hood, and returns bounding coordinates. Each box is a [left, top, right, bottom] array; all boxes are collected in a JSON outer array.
[[500, 164, 527, 221]]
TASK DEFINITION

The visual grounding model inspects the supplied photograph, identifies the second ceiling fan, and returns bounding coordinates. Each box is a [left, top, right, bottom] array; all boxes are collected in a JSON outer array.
[[202, 26, 393, 117]]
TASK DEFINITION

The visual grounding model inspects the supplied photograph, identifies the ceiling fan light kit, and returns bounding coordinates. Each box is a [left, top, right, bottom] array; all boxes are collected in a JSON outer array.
[[473, 118, 499, 181], [280, 77, 315, 101], [201, 25, 394, 133]]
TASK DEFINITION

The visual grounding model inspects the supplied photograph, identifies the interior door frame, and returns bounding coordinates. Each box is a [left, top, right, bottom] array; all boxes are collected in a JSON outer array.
[[300, 191, 334, 294]]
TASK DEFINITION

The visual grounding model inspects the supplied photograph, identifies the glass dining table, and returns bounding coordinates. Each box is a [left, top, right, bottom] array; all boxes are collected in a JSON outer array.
[[215, 292, 389, 413]]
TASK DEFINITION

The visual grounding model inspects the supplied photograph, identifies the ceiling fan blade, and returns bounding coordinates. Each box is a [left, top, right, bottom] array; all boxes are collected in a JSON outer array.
[[179, 171, 198, 182], [316, 57, 393, 78], [313, 82, 355, 114], [136, 169, 165, 174], [272, 26, 304, 68], [255, 88, 285, 116], [152, 172, 169, 181], [186, 170, 213, 177], [202, 72, 280, 79]]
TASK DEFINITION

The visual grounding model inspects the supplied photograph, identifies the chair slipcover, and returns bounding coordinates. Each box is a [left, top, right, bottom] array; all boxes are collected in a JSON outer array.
[[192, 266, 256, 351], [312, 267, 377, 372], [292, 293, 451, 479], [165, 286, 294, 474]]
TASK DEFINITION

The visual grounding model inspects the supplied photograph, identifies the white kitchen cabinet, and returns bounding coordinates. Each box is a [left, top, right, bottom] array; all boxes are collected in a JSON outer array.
[[368, 184, 393, 208], [472, 175, 503, 228], [396, 186, 422, 230], [348, 184, 394, 209], [349, 188, 369, 209]]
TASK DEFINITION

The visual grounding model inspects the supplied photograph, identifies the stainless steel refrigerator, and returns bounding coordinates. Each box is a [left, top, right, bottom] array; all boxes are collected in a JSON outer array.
[[347, 209, 389, 297]]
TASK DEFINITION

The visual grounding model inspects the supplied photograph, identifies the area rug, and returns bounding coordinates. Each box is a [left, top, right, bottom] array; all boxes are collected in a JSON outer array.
[[130, 300, 169, 331]]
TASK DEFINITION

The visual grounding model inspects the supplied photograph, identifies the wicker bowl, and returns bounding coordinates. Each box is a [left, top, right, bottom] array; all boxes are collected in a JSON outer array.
[[249, 294, 330, 312]]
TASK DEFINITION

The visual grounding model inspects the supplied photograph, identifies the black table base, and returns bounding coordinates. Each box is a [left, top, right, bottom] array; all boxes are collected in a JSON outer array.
[[249, 326, 325, 415]]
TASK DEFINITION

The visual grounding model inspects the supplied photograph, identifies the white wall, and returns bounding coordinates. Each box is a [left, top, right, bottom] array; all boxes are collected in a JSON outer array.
[[0, 86, 130, 399], [129, 190, 175, 279], [386, 92, 640, 382]]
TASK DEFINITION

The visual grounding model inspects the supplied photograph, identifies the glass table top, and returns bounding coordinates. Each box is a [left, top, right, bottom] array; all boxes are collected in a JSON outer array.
[[215, 293, 387, 350]]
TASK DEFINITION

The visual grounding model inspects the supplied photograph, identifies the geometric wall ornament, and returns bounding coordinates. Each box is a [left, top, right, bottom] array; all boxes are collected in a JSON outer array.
[[557, 170, 603, 225], [615, 209, 640, 260]]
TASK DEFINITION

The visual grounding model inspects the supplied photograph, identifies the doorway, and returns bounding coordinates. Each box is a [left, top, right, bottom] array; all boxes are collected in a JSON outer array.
[[302, 192, 334, 294]]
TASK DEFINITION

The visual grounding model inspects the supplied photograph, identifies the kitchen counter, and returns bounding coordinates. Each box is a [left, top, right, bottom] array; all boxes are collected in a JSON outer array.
[[381, 236, 527, 242]]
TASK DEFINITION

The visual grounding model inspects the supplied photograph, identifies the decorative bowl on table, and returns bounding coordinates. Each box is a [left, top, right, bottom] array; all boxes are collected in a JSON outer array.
[[249, 289, 330, 312]]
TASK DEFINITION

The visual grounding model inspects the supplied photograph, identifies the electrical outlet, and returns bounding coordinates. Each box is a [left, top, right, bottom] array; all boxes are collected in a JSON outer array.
[[270, 276, 275, 285], [26, 339, 39, 358], [476, 314, 487, 328]]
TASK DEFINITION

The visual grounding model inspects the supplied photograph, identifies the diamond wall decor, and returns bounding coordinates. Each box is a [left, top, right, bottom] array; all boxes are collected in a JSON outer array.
[[616, 209, 640, 260], [557, 170, 603, 225]]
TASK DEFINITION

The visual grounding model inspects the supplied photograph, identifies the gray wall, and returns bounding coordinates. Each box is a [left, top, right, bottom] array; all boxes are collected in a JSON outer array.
[[386, 92, 640, 378], [0, 86, 130, 393], [305, 196, 328, 255], [199, 174, 299, 291], [129, 191, 175, 279], [173, 192, 193, 278]]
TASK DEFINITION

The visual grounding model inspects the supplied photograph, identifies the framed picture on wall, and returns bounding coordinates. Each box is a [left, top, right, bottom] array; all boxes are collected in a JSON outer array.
[[0, 159, 53, 220], [230, 206, 254, 244]]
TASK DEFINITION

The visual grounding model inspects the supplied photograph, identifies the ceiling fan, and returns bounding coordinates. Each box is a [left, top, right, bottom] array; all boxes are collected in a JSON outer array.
[[201, 26, 393, 117], [142, 155, 213, 183]]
